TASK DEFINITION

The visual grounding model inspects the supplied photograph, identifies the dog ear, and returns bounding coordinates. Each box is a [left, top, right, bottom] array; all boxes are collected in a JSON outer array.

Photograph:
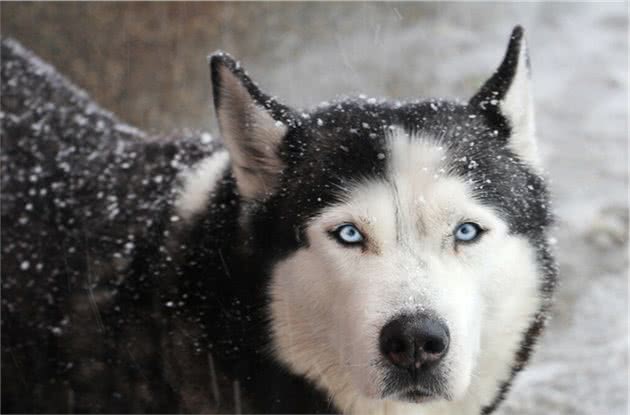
[[209, 52, 294, 199], [470, 26, 539, 167]]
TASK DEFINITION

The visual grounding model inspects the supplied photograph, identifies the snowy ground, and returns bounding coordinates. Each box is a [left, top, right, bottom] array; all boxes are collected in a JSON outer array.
[[3, 2, 628, 414]]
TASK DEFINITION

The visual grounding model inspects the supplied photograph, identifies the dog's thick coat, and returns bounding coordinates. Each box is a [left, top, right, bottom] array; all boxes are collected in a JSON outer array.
[[1, 27, 555, 414]]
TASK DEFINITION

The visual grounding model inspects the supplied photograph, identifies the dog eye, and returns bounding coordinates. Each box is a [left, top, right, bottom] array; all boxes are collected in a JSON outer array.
[[332, 224, 364, 245], [454, 222, 483, 242]]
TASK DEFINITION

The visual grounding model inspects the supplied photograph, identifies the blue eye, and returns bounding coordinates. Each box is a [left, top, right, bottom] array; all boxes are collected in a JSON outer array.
[[333, 224, 364, 245], [454, 222, 483, 242]]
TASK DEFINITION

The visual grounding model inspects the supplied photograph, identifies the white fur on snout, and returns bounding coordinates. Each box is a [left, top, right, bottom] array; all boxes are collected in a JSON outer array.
[[268, 129, 543, 414]]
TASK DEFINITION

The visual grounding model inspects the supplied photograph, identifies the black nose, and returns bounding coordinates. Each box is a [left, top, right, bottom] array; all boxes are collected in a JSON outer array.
[[379, 313, 450, 372]]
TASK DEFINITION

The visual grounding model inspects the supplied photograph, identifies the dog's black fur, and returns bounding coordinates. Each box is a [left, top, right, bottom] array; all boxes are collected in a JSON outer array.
[[1, 27, 555, 414], [1, 38, 333, 414]]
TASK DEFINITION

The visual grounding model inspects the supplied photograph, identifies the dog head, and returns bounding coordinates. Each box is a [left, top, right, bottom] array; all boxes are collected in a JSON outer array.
[[209, 26, 553, 413]]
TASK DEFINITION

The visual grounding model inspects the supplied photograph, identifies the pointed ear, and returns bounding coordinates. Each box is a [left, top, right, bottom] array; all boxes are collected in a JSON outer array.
[[209, 52, 294, 199], [470, 26, 539, 167]]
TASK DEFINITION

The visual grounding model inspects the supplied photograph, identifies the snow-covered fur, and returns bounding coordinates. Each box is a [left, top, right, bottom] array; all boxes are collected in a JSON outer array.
[[1, 26, 556, 414]]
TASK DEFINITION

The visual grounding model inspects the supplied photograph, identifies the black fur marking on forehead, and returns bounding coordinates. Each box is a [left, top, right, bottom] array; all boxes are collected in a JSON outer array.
[[439, 118, 553, 238], [245, 95, 550, 262], [245, 101, 393, 259]]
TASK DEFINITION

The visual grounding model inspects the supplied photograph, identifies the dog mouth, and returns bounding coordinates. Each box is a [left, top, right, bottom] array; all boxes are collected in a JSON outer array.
[[379, 377, 445, 403], [379, 365, 449, 404], [396, 387, 437, 403]]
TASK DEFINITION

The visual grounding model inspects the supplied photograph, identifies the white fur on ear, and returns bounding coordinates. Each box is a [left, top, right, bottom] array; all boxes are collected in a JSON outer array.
[[500, 35, 539, 168], [471, 27, 540, 169], [210, 54, 289, 199]]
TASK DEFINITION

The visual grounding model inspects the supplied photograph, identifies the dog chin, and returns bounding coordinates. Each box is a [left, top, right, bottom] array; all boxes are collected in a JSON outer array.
[[391, 388, 440, 404], [382, 384, 453, 404]]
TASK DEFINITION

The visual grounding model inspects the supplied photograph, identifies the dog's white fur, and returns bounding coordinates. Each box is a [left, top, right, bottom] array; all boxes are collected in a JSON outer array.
[[175, 150, 229, 221], [268, 128, 543, 414], [498, 37, 540, 169]]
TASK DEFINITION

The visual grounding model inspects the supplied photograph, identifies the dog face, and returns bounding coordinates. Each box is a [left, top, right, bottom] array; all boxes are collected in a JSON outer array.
[[209, 27, 554, 413]]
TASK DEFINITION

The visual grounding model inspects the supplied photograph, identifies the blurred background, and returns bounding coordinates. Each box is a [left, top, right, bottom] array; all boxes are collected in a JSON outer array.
[[2, 2, 628, 414]]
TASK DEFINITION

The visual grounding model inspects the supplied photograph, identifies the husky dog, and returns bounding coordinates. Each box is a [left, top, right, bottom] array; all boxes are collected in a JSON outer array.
[[1, 26, 555, 414]]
